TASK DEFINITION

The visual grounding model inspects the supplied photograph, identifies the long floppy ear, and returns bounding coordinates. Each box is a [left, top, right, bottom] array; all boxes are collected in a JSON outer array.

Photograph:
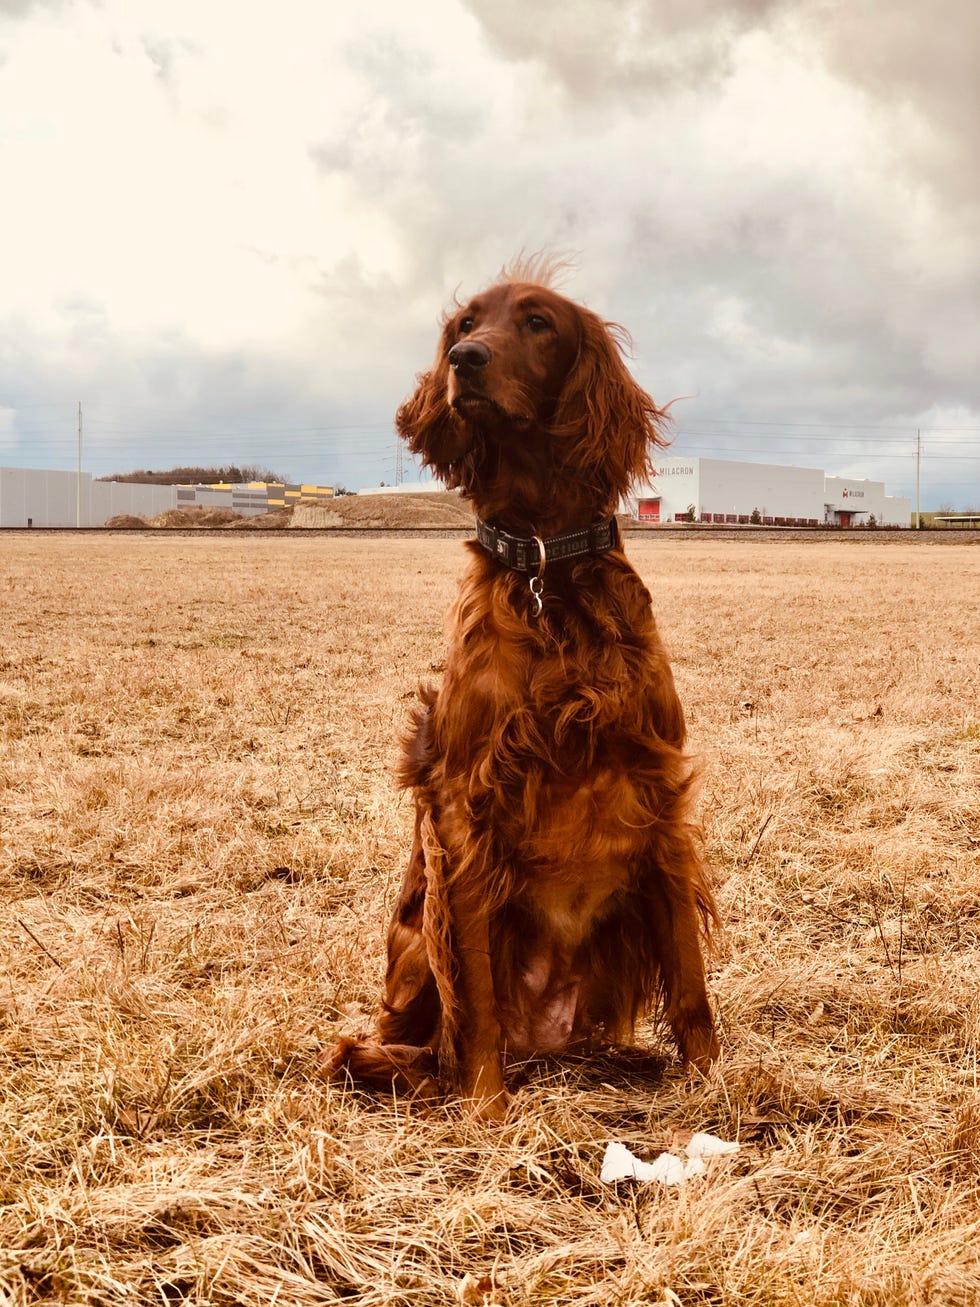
[[551, 307, 669, 505], [395, 320, 471, 487]]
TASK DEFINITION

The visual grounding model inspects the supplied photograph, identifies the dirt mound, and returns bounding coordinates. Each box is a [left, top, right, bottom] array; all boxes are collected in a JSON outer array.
[[227, 509, 293, 529], [103, 514, 148, 529], [149, 506, 243, 528], [291, 492, 474, 530], [195, 507, 243, 527], [149, 509, 195, 527]]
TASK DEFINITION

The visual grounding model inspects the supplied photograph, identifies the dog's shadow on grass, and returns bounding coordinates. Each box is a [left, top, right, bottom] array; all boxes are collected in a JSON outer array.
[[511, 1045, 677, 1127], [517, 1045, 670, 1090]]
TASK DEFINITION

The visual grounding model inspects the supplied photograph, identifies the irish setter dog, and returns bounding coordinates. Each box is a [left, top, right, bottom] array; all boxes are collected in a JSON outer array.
[[327, 268, 719, 1119]]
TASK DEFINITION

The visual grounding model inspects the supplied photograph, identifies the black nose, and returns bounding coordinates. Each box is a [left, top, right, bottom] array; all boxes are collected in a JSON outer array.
[[448, 340, 491, 374]]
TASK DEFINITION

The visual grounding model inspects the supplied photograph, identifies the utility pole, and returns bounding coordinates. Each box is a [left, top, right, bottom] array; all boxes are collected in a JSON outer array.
[[915, 429, 921, 529], [395, 438, 403, 486], [77, 401, 82, 529]]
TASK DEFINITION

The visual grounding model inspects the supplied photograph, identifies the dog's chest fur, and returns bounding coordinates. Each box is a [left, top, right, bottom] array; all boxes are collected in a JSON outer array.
[[429, 550, 682, 939]]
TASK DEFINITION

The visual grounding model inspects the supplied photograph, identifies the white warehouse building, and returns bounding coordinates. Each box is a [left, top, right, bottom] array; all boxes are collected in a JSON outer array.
[[0, 466, 177, 528], [630, 456, 911, 528]]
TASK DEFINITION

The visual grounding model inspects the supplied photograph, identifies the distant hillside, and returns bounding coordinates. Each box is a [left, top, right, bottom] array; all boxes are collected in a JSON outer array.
[[98, 465, 288, 486]]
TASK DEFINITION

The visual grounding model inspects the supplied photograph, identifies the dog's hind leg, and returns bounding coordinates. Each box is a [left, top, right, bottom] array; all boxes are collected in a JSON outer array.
[[322, 1038, 440, 1099], [322, 811, 443, 1096]]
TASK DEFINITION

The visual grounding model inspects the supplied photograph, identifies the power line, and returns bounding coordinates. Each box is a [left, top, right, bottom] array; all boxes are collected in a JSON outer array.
[[6, 429, 976, 456], [671, 415, 980, 434], [670, 443, 977, 462]]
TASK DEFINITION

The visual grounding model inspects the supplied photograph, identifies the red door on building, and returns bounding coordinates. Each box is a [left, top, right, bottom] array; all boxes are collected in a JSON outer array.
[[638, 498, 661, 522], [838, 512, 852, 528]]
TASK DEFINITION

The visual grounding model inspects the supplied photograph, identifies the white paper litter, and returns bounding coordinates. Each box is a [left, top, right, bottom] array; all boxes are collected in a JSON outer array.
[[686, 1131, 741, 1160], [600, 1133, 738, 1186], [600, 1142, 661, 1183]]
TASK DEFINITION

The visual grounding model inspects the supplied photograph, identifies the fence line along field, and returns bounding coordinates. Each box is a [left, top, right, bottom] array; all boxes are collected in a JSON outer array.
[[1, 532, 978, 1306]]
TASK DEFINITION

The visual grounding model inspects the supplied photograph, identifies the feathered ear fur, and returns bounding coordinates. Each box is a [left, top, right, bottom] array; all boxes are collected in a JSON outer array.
[[551, 307, 669, 508], [395, 320, 470, 487]]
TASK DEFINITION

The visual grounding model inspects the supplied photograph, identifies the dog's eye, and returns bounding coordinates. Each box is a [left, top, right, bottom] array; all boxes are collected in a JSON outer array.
[[526, 314, 552, 333], [458, 316, 475, 334]]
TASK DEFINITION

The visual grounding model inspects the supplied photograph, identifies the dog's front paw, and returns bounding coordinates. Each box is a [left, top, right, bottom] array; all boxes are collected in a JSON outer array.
[[459, 1056, 509, 1122], [678, 1024, 720, 1074]]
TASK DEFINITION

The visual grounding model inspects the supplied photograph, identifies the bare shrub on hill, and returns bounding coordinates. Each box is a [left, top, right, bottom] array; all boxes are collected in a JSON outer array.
[[101, 465, 289, 485]]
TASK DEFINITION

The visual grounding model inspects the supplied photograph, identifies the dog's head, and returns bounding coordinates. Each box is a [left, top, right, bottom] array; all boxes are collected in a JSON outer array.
[[396, 275, 669, 528]]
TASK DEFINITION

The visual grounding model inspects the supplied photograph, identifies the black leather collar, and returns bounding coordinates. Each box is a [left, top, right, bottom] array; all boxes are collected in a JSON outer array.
[[475, 517, 618, 574]]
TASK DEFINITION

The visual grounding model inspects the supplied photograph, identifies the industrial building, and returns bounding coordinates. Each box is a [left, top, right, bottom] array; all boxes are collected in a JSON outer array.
[[630, 456, 911, 527], [174, 480, 334, 514], [0, 467, 333, 528]]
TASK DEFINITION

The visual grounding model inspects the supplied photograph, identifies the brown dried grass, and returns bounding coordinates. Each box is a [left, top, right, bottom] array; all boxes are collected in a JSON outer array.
[[0, 532, 978, 1305]]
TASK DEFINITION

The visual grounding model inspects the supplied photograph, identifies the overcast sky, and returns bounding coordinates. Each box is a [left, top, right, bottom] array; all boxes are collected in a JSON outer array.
[[1, 0, 977, 505]]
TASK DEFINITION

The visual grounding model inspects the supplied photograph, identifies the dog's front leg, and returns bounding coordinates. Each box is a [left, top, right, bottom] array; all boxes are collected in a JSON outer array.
[[446, 879, 508, 1121], [419, 811, 508, 1119], [650, 875, 719, 1072]]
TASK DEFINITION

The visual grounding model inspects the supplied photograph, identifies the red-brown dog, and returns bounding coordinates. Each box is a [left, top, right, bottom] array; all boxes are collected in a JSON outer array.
[[327, 268, 719, 1119]]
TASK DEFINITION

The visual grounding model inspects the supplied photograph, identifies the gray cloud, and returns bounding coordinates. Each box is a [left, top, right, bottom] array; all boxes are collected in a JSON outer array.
[[461, 0, 980, 221], [0, 0, 66, 15], [818, 2, 980, 201], [460, 0, 791, 99]]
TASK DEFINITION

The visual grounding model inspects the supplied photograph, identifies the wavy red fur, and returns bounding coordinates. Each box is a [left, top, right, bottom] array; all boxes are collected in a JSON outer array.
[[326, 273, 720, 1118]]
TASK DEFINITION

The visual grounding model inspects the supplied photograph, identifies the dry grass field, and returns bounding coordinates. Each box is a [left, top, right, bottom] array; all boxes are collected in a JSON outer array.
[[1, 532, 978, 1306]]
